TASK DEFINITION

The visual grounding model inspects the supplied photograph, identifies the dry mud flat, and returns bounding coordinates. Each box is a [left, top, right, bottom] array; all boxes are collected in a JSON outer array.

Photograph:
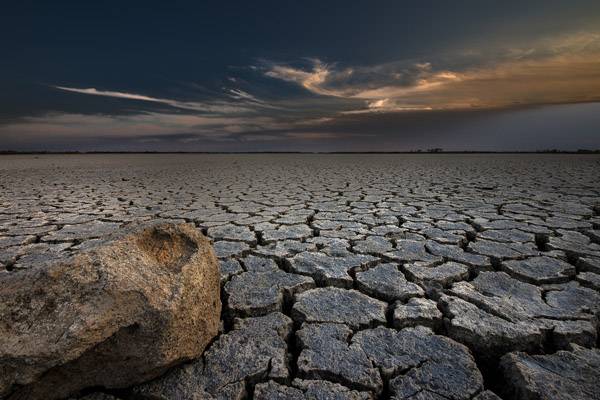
[[1, 154, 600, 399]]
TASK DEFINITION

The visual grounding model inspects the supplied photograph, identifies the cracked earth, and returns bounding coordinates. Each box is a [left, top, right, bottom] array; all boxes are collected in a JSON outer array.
[[1, 154, 600, 400]]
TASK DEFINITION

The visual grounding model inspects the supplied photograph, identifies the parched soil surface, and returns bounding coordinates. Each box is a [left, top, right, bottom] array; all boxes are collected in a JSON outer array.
[[2, 154, 600, 400]]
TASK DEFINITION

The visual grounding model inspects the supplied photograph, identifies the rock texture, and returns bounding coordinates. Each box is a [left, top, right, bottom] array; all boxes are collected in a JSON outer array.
[[0, 222, 221, 400], [254, 379, 373, 400], [292, 288, 387, 329], [393, 298, 442, 330], [133, 312, 292, 399], [500, 344, 600, 400], [3, 154, 600, 400]]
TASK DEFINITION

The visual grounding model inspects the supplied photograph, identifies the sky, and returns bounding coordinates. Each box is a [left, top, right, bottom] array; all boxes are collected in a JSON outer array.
[[1, 0, 599, 152]]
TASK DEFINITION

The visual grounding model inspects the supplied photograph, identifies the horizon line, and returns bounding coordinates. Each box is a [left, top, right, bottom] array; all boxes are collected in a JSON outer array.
[[1, 150, 599, 155]]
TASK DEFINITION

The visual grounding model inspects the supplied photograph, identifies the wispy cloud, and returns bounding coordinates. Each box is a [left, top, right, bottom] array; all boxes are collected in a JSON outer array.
[[54, 86, 270, 114], [264, 31, 600, 113], [3, 30, 599, 150], [265, 59, 340, 97]]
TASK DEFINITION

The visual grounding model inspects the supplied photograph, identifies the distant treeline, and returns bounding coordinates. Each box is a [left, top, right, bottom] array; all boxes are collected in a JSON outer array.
[[1, 149, 599, 155]]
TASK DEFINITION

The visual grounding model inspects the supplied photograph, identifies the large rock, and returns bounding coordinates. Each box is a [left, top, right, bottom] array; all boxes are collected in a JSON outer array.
[[0, 222, 221, 400]]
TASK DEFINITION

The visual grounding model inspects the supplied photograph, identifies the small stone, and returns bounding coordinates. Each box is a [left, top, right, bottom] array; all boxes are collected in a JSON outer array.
[[225, 270, 314, 317], [586, 229, 600, 242], [296, 323, 383, 393], [353, 236, 393, 255], [240, 255, 279, 272], [356, 263, 424, 302], [501, 256, 575, 284], [43, 221, 121, 242], [472, 391, 503, 400], [219, 259, 243, 285], [292, 287, 387, 330], [0, 235, 37, 249], [354, 326, 483, 400], [262, 224, 313, 242], [439, 295, 543, 359], [425, 240, 491, 271], [371, 225, 405, 236], [393, 298, 442, 330], [420, 227, 466, 245], [404, 261, 469, 287], [547, 237, 600, 258], [471, 218, 523, 231], [292, 379, 372, 400], [254, 240, 317, 259], [576, 271, 600, 291], [578, 256, 600, 274], [385, 240, 442, 264], [207, 224, 256, 244], [254, 381, 304, 400], [448, 272, 553, 320], [6, 242, 73, 271], [539, 319, 598, 349], [544, 281, 600, 316], [77, 394, 123, 400], [468, 239, 538, 259], [478, 229, 535, 243], [213, 240, 250, 258], [287, 252, 377, 288]]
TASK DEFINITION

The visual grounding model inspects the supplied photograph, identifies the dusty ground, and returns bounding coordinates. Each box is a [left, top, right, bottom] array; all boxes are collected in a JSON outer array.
[[1, 154, 600, 399]]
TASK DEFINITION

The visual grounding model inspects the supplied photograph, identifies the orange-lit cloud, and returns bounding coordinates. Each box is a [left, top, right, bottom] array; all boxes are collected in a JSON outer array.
[[4, 31, 599, 148], [264, 31, 600, 113]]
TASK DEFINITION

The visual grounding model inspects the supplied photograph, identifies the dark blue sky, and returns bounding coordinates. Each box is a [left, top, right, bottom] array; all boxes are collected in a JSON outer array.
[[1, 1, 599, 151]]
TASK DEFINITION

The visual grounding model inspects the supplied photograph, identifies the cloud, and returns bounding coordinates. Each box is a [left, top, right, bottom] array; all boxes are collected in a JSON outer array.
[[54, 86, 266, 114], [3, 30, 599, 151], [0, 112, 289, 141], [264, 59, 340, 97], [226, 88, 262, 103], [263, 31, 600, 112]]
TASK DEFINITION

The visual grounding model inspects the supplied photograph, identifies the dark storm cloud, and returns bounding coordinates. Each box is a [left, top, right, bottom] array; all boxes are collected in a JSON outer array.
[[0, 1, 599, 151]]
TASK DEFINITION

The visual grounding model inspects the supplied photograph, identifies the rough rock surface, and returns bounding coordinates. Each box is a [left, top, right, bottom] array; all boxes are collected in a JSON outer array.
[[295, 325, 484, 399], [393, 298, 442, 330], [254, 379, 373, 400], [356, 263, 424, 301], [296, 323, 383, 393], [440, 271, 600, 358], [3, 154, 600, 400], [292, 287, 387, 329], [287, 251, 377, 288], [133, 312, 292, 399], [0, 222, 221, 400], [500, 344, 600, 400], [224, 270, 314, 317], [500, 256, 575, 284], [404, 261, 469, 287]]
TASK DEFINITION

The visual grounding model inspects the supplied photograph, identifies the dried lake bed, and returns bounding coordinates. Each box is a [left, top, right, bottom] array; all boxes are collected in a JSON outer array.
[[1, 154, 600, 399]]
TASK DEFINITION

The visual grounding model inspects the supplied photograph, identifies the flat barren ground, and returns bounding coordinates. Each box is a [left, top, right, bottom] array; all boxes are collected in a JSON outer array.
[[1, 154, 600, 399]]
